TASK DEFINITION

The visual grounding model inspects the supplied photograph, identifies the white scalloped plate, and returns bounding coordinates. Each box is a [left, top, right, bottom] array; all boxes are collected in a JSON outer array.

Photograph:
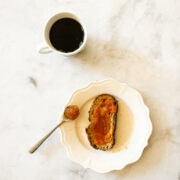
[[59, 79, 152, 173]]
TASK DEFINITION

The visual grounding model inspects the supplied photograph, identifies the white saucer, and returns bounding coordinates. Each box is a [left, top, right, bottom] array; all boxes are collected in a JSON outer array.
[[59, 79, 152, 173]]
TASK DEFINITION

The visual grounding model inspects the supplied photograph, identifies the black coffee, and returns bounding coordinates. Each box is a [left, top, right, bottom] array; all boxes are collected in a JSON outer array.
[[49, 18, 84, 53]]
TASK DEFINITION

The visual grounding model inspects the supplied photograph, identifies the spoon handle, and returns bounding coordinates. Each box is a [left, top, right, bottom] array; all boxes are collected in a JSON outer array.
[[29, 121, 65, 153]]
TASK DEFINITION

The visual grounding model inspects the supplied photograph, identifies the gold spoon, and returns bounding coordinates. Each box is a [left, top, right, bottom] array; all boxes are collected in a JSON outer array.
[[29, 105, 79, 153]]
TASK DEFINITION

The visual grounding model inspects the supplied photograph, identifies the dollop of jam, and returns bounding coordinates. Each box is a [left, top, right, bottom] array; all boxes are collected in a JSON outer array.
[[90, 96, 117, 145], [64, 105, 79, 120]]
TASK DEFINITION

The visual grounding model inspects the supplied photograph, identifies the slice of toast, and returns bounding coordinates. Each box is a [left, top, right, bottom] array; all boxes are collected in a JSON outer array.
[[86, 94, 118, 151]]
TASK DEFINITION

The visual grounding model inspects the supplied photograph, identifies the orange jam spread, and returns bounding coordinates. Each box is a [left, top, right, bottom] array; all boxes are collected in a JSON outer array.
[[64, 105, 79, 120], [91, 97, 117, 145]]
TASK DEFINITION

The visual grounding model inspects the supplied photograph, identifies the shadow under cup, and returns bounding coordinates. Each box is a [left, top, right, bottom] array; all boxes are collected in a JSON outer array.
[[44, 12, 87, 56]]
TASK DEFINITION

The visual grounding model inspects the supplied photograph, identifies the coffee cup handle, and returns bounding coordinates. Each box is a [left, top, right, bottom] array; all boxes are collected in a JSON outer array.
[[38, 43, 53, 54]]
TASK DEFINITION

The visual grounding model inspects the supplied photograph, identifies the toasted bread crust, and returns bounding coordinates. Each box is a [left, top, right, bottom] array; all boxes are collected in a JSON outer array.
[[86, 94, 118, 151]]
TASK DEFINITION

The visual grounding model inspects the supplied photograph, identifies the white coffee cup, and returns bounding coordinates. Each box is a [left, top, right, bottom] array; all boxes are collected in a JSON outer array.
[[39, 12, 87, 56]]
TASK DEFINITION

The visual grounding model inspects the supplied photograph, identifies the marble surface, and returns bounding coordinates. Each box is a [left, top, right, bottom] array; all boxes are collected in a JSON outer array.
[[0, 0, 179, 179]]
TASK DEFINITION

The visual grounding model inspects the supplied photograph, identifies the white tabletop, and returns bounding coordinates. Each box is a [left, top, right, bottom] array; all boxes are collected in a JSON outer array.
[[0, 0, 179, 179]]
